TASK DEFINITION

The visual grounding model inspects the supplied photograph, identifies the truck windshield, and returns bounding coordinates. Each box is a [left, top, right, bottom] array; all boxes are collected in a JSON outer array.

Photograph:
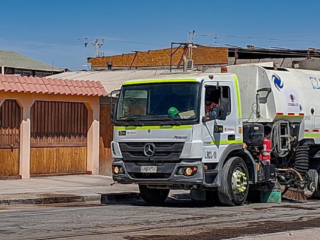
[[116, 82, 200, 122]]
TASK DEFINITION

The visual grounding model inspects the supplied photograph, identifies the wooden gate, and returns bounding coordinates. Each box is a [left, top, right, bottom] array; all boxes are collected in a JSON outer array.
[[30, 101, 88, 175], [0, 100, 21, 178], [99, 104, 114, 175]]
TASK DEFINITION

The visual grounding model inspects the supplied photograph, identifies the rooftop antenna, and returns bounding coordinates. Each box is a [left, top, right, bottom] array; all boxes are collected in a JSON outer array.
[[188, 30, 195, 43], [84, 38, 104, 57], [187, 30, 196, 59]]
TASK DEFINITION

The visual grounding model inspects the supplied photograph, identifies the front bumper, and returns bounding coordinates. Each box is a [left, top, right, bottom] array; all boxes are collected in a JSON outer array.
[[112, 159, 205, 185]]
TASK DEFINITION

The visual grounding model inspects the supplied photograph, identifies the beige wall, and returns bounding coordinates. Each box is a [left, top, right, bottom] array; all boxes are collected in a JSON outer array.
[[0, 92, 100, 179]]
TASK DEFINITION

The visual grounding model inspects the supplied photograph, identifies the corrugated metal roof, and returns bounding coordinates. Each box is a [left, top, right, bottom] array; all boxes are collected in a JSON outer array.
[[0, 50, 64, 72], [0, 75, 107, 97], [50, 69, 180, 94]]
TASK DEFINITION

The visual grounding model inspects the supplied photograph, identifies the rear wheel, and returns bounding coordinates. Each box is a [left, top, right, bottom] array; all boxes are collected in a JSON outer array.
[[309, 169, 320, 199], [218, 157, 249, 206], [139, 185, 170, 205]]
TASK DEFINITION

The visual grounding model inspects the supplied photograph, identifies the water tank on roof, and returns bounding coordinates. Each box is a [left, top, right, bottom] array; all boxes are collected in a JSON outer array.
[[107, 61, 113, 70]]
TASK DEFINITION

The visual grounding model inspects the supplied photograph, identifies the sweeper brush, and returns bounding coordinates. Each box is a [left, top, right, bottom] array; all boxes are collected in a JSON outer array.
[[282, 188, 307, 203]]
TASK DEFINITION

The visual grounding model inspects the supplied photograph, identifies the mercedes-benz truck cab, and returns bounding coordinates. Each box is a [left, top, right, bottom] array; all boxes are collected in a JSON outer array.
[[110, 72, 246, 205]]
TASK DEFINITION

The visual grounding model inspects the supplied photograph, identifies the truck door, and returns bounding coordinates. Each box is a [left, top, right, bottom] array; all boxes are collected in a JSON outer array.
[[201, 80, 242, 163]]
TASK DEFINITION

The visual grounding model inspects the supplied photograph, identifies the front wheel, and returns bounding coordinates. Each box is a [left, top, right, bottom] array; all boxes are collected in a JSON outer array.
[[139, 185, 170, 205], [218, 157, 249, 206]]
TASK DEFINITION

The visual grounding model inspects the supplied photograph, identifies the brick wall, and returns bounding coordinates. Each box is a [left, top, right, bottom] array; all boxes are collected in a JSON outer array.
[[88, 46, 228, 68]]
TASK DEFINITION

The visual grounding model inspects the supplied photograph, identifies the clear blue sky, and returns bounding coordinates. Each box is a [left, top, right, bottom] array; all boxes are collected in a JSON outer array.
[[1, 0, 320, 70]]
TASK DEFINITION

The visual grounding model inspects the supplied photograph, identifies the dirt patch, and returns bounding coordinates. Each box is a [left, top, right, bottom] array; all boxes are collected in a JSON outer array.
[[37, 202, 101, 208], [37, 194, 78, 198], [253, 205, 318, 211], [124, 216, 320, 240]]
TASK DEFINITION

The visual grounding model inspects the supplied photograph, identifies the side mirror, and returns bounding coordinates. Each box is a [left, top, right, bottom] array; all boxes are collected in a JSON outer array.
[[256, 88, 271, 104], [110, 103, 117, 123], [110, 89, 120, 123], [220, 98, 229, 121], [256, 88, 271, 118]]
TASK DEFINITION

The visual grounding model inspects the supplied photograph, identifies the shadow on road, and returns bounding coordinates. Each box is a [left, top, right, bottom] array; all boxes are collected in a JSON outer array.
[[100, 192, 241, 208]]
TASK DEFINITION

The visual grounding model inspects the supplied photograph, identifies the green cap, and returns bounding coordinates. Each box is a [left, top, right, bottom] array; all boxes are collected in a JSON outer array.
[[168, 107, 179, 116]]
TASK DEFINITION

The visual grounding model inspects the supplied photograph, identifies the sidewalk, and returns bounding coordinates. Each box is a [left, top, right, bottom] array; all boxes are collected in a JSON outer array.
[[0, 175, 139, 206]]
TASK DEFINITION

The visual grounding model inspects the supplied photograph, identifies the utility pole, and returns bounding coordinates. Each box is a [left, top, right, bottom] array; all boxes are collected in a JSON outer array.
[[188, 30, 196, 59], [84, 38, 104, 57], [188, 30, 195, 43]]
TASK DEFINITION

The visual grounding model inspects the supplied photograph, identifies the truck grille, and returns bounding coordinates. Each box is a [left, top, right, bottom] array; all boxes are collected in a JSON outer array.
[[128, 173, 171, 179], [119, 142, 184, 162]]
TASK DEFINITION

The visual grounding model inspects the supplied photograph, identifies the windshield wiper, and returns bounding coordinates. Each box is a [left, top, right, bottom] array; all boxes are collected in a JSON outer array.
[[120, 117, 144, 126], [159, 116, 181, 126]]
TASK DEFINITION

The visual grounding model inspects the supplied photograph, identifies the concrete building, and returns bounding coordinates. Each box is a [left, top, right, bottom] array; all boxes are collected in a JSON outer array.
[[0, 50, 65, 77], [87, 46, 228, 71], [87, 45, 320, 71]]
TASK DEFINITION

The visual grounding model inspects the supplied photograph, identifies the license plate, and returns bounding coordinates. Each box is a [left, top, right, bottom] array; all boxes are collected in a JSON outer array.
[[140, 166, 157, 173]]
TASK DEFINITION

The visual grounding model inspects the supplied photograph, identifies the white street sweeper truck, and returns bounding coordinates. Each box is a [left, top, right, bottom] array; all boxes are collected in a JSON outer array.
[[110, 62, 320, 206]]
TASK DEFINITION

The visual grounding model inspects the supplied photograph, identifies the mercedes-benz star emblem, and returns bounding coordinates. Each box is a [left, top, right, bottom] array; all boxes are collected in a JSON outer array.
[[143, 143, 156, 157]]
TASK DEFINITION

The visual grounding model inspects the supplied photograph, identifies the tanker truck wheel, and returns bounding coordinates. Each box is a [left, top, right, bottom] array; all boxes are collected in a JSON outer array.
[[218, 157, 249, 206], [139, 185, 170, 205]]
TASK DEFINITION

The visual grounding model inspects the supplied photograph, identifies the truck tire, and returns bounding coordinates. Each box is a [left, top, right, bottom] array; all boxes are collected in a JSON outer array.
[[310, 169, 320, 199], [139, 185, 169, 205], [218, 157, 249, 206]]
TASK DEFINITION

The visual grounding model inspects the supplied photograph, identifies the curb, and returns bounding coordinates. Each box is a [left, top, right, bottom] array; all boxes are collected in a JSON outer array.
[[0, 194, 101, 206], [0, 192, 140, 206], [101, 192, 140, 204]]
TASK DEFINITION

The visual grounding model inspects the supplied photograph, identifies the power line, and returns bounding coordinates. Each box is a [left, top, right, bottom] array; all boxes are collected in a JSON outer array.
[[105, 38, 167, 47], [1, 37, 168, 53], [195, 33, 320, 44], [82, 37, 169, 57], [219, 31, 320, 38], [0, 40, 81, 48], [21, 42, 82, 50]]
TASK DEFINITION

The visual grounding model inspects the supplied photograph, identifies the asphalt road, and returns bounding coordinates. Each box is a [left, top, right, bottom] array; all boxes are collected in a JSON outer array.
[[2, 191, 320, 240]]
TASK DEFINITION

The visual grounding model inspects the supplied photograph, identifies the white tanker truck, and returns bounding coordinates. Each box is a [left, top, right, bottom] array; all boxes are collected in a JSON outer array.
[[110, 63, 320, 206]]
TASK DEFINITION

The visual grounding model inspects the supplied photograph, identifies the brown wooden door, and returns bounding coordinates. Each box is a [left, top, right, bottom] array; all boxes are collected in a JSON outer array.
[[99, 104, 114, 176], [0, 100, 20, 178], [30, 101, 88, 175]]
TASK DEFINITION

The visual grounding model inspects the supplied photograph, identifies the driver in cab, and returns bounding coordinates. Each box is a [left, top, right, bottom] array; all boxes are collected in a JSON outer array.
[[205, 93, 220, 120]]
